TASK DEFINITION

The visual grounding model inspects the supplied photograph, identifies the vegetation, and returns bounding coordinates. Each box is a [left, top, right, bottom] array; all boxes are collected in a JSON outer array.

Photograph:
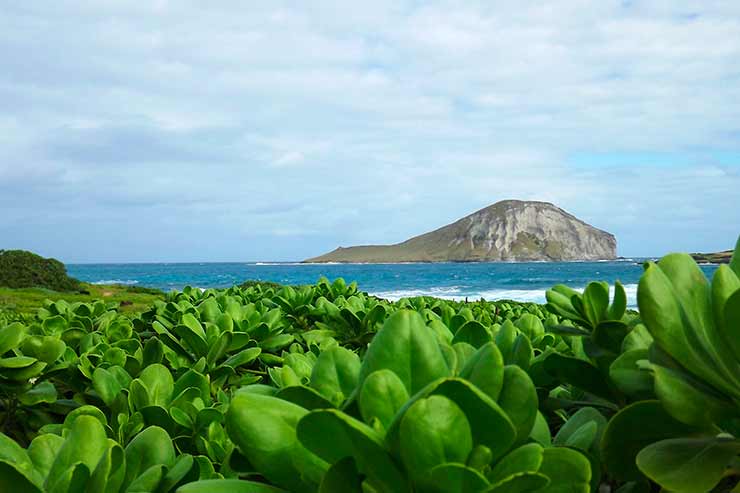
[[0, 237, 738, 492], [0, 283, 163, 316], [0, 250, 81, 292]]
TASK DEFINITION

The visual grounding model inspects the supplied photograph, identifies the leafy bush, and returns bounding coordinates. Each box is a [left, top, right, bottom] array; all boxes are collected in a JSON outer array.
[[0, 235, 739, 493], [0, 250, 81, 292]]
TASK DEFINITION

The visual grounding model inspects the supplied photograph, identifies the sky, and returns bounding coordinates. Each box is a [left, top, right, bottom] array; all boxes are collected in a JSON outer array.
[[1, 1, 739, 263]]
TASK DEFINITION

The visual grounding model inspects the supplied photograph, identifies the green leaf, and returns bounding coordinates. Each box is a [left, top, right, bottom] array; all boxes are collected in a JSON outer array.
[[497, 365, 538, 445], [297, 408, 409, 493], [275, 385, 335, 410], [359, 369, 409, 431], [174, 323, 209, 358], [583, 282, 610, 327], [609, 281, 628, 320], [422, 463, 489, 492], [358, 310, 449, 395], [529, 412, 551, 447], [516, 314, 545, 340], [387, 378, 516, 464], [21, 336, 66, 364], [637, 438, 740, 493], [730, 235, 740, 277], [0, 323, 27, 354], [206, 331, 232, 367], [638, 260, 740, 400], [537, 447, 591, 493], [319, 457, 363, 493], [650, 348, 736, 427], [18, 381, 57, 406], [86, 441, 125, 493], [142, 338, 164, 366], [27, 434, 64, 480], [543, 353, 618, 402], [176, 479, 290, 492], [226, 392, 327, 493], [309, 346, 361, 405], [452, 321, 492, 348], [399, 395, 473, 483], [123, 426, 176, 488], [0, 356, 36, 368], [0, 432, 44, 487], [609, 349, 653, 398], [0, 462, 41, 493], [458, 342, 504, 402], [138, 363, 174, 408], [488, 443, 543, 484], [601, 400, 699, 481], [45, 415, 108, 492], [486, 472, 550, 493], [722, 288, 740, 363], [554, 407, 606, 454], [220, 347, 261, 370], [181, 313, 207, 339], [93, 367, 124, 407]]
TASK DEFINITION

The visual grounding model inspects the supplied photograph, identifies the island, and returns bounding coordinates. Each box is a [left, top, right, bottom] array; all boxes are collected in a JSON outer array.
[[305, 200, 617, 263]]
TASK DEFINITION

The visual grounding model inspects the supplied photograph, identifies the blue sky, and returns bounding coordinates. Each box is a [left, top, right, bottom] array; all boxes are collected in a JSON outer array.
[[1, 1, 739, 262]]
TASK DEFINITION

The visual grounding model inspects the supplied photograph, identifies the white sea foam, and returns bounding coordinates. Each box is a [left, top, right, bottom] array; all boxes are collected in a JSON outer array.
[[92, 279, 139, 285], [371, 283, 639, 308]]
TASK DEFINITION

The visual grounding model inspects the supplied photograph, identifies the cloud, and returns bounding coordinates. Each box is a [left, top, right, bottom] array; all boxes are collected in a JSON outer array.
[[1, 1, 739, 261]]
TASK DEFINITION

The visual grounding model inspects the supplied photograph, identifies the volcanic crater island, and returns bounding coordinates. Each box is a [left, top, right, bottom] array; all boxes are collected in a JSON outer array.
[[305, 200, 617, 263]]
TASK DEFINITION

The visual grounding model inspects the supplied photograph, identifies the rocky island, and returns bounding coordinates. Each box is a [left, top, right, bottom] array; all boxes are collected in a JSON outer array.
[[305, 200, 617, 263]]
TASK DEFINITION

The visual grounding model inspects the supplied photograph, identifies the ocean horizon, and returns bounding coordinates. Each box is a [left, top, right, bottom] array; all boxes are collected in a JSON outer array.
[[66, 260, 721, 308]]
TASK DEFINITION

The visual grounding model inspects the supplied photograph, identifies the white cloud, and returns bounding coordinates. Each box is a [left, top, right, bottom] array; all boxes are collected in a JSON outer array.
[[0, 1, 739, 261]]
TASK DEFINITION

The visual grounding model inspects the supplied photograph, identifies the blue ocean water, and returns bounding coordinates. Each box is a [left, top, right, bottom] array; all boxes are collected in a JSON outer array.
[[67, 260, 721, 308]]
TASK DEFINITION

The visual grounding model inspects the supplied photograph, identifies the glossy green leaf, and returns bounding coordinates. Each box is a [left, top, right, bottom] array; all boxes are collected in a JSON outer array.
[[609, 281, 628, 320], [45, 415, 108, 492], [488, 443, 543, 484], [226, 392, 327, 493], [609, 349, 653, 398], [421, 463, 489, 492], [637, 438, 740, 493], [485, 472, 550, 493], [399, 395, 472, 482], [309, 346, 361, 405], [18, 381, 57, 406], [497, 366, 538, 445], [387, 378, 516, 463], [359, 369, 409, 431], [452, 321, 492, 348], [318, 456, 363, 493], [537, 447, 591, 493], [176, 479, 289, 492], [458, 342, 504, 402], [543, 353, 618, 402], [0, 323, 27, 354], [123, 426, 176, 488], [601, 400, 699, 481], [138, 363, 174, 408], [358, 310, 449, 395], [297, 408, 409, 493], [554, 407, 606, 455]]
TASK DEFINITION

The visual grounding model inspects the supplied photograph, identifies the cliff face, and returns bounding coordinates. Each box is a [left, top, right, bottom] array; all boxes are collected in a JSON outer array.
[[305, 200, 617, 263]]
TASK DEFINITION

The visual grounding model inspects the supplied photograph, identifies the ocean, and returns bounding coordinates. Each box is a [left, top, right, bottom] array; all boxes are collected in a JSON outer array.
[[66, 260, 720, 308]]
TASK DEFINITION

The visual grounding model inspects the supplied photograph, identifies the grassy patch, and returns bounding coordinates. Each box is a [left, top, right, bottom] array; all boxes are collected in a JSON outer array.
[[0, 283, 164, 316]]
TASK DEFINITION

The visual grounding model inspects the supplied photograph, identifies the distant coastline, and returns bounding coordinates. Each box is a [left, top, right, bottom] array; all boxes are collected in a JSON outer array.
[[690, 250, 733, 264]]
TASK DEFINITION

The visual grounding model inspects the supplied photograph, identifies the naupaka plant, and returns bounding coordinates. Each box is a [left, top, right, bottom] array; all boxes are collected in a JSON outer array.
[[218, 310, 592, 493], [612, 235, 740, 492]]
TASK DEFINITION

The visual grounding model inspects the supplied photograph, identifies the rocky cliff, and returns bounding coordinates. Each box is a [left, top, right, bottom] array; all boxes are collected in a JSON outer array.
[[305, 200, 617, 263]]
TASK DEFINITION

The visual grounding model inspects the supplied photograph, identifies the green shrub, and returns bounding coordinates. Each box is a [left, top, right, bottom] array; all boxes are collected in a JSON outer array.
[[0, 250, 81, 292]]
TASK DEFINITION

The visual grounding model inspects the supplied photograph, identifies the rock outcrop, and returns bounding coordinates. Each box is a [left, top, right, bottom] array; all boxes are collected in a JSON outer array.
[[305, 200, 617, 263]]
